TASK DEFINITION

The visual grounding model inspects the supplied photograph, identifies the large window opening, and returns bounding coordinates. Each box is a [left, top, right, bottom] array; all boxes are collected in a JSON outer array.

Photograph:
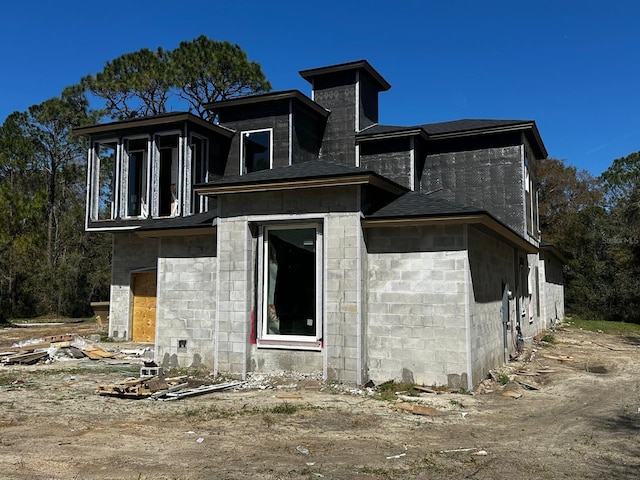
[[262, 226, 321, 340], [190, 135, 209, 214], [126, 138, 148, 218], [242, 129, 271, 174], [158, 135, 179, 217], [94, 141, 117, 220]]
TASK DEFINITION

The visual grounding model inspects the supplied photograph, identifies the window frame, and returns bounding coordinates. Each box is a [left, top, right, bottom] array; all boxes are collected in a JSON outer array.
[[89, 138, 119, 221], [188, 132, 210, 215], [240, 128, 273, 175], [152, 130, 183, 218], [122, 135, 151, 219], [257, 222, 323, 349]]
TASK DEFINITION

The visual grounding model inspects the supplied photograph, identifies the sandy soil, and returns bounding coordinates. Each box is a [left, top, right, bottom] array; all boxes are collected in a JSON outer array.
[[0, 320, 639, 480]]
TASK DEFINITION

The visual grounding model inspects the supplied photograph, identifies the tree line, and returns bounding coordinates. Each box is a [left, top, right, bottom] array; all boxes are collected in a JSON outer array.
[[1, 36, 639, 323], [539, 153, 640, 322]]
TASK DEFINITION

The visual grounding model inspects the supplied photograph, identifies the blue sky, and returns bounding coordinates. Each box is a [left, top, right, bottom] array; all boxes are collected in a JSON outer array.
[[1, 0, 638, 176]]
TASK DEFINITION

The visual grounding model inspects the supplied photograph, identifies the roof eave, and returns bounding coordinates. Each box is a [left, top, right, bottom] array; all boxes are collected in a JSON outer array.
[[205, 90, 330, 118], [135, 226, 217, 238], [195, 173, 406, 197], [73, 112, 234, 138], [356, 127, 428, 142], [429, 122, 548, 159]]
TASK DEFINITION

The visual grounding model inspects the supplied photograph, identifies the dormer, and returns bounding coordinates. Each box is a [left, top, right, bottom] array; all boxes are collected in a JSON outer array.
[[299, 60, 391, 165], [75, 112, 233, 231], [206, 91, 329, 177]]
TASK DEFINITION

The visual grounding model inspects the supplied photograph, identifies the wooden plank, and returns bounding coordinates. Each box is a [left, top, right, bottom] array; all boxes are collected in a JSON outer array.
[[5, 351, 49, 365], [132, 272, 157, 343], [414, 386, 437, 394]]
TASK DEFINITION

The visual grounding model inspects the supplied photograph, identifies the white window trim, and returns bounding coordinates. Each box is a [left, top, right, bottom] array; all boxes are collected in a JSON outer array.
[[122, 135, 151, 219], [89, 137, 119, 222], [152, 130, 182, 218], [188, 132, 210, 214], [256, 222, 323, 348], [240, 128, 273, 175]]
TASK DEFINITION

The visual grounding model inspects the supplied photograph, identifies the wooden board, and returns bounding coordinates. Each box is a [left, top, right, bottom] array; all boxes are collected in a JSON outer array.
[[131, 272, 157, 343]]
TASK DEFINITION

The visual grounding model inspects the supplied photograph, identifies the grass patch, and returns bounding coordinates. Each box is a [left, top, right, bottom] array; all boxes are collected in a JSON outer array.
[[269, 402, 298, 414], [376, 380, 420, 401], [540, 333, 556, 344], [498, 373, 510, 385], [564, 317, 640, 336]]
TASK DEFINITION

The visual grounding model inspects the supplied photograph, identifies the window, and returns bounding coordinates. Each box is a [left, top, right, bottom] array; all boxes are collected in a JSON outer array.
[[157, 135, 179, 217], [190, 135, 209, 214], [242, 129, 271, 174], [126, 138, 148, 217], [261, 225, 322, 342], [92, 141, 117, 220]]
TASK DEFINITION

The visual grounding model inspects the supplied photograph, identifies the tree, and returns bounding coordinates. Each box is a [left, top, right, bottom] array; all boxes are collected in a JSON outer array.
[[0, 112, 46, 317], [81, 48, 171, 120], [599, 151, 640, 322], [24, 86, 98, 270], [537, 158, 610, 319], [81, 36, 272, 121], [170, 36, 272, 120]]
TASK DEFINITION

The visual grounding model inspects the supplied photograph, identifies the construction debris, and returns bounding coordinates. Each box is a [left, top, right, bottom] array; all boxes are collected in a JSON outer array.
[[395, 402, 441, 416], [96, 375, 245, 400], [0, 334, 116, 365]]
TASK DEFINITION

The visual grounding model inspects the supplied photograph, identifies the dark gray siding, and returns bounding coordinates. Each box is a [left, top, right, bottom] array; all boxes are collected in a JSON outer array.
[[292, 103, 325, 164], [312, 72, 357, 166], [359, 74, 379, 130], [421, 134, 525, 234], [359, 138, 412, 190], [219, 103, 290, 176]]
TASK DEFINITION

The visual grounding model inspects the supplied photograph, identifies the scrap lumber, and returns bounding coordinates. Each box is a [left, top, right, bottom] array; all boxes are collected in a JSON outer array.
[[414, 386, 438, 394], [395, 402, 441, 416], [80, 345, 115, 360], [4, 351, 49, 365], [542, 354, 575, 362], [158, 381, 245, 401]]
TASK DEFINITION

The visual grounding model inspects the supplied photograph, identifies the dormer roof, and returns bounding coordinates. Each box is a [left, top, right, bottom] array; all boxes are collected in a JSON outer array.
[[205, 90, 330, 119], [299, 59, 391, 92]]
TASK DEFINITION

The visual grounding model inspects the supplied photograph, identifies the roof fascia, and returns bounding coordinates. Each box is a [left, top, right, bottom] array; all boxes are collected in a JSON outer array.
[[195, 173, 406, 197], [135, 226, 216, 238], [356, 127, 428, 142], [74, 113, 234, 138], [540, 243, 568, 264], [299, 59, 391, 91], [429, 122, 548, 159], [205, 90, 330, 118]]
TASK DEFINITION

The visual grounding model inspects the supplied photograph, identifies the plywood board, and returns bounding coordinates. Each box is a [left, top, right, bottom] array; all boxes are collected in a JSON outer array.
[[131, 272, 157, 343]]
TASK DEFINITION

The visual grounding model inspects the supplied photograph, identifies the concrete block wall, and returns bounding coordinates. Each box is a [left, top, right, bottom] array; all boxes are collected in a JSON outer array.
[[466, 226, 516, 384], [215, 216, 252, 376], [215, 187, 361, 380], [539, 251, 565, 328], [324, 213, 362, 383], [109, 233, 158, 340], [518, 253, 544, 342], [365, 224, 469, 388], [156, 234, 217, 369]]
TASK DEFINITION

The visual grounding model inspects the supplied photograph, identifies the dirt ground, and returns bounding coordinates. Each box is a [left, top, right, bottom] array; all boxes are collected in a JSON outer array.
[[0, 321, 639, 480]]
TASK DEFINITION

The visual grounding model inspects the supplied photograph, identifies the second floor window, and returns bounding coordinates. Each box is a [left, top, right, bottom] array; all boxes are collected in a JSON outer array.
[[242, 129, 271, 174], [126, 138, 148, 218]]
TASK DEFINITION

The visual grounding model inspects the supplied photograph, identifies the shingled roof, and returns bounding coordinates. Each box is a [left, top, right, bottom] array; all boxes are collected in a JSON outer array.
[[195, 160, 408, 196], [366, 191, 484, 219]]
